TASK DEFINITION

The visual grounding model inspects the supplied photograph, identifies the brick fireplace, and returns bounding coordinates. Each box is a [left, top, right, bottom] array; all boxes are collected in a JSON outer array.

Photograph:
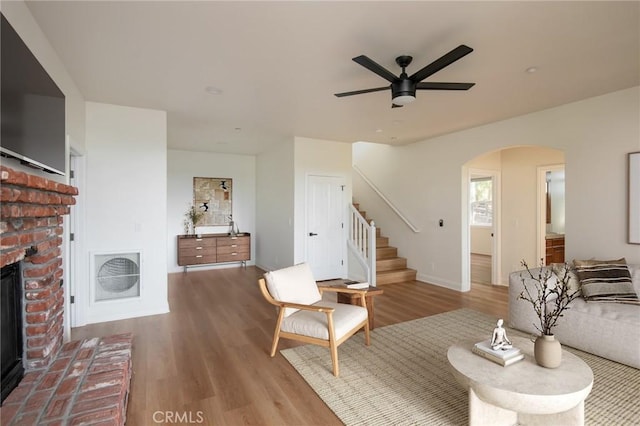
[[0, 165, 133, 425], [0, 165, 78, 370]]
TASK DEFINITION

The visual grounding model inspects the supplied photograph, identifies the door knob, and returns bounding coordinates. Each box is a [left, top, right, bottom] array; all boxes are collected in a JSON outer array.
[[309, 232, 318, 236]]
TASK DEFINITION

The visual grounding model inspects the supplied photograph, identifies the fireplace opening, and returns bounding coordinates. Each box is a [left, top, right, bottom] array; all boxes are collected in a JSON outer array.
[[1, 262, 24, 404]]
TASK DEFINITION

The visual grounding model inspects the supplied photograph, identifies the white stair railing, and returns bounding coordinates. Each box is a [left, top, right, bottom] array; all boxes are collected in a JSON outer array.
[[348, 204, 376, 286]]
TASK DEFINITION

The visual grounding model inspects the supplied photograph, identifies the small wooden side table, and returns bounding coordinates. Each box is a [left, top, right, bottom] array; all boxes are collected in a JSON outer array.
[[336, 286, 384, 330]]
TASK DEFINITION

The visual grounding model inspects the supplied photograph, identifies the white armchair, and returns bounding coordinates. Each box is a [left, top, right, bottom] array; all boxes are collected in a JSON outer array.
[[258, 263, 370, 377]]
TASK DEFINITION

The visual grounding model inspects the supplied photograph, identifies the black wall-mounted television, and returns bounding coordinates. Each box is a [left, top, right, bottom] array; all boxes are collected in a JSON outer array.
[[1, 13, 66, 176]]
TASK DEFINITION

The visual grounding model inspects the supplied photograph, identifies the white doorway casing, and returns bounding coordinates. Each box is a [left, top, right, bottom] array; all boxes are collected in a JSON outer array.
[[68, 152, 87, 328], [306, 175, 346, 280], [537, 164, 565, 264], [464, 167, 502, 288]]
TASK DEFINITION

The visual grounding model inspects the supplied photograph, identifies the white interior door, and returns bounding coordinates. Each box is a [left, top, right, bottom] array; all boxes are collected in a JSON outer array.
[[306, 175, 345, 280]]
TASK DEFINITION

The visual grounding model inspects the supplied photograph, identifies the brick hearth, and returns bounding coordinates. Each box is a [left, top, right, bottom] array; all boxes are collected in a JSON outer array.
[[1, 334, 132, 425], [1, 165, 132, 425]]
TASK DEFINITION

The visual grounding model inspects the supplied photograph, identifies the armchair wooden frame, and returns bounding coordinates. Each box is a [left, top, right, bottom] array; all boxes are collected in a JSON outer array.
[[258, 279, 371, 377]]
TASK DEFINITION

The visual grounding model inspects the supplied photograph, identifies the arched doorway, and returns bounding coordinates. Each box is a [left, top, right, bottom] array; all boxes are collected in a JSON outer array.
[[463, 146, 565, 288]]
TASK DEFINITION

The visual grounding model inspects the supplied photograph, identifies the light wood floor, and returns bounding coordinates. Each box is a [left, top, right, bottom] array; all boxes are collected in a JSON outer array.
[[71, 267, 508, 426], [471, 253, 492, 285]]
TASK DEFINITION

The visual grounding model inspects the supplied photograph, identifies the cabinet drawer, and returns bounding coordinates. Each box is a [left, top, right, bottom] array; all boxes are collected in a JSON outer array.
[[216, 241, 250, 251], [217, 236, 249, 247], [178, 254, 216, 266], [216, 243, 249, 254], [180, 246, 216, 257], [217, 252, 250, 263], [179, 237, 216, 249]]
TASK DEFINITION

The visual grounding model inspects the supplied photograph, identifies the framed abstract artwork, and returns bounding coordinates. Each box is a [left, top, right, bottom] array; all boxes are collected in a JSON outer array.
[[629, 152, 640, 244], [193, 177, 232, 226]]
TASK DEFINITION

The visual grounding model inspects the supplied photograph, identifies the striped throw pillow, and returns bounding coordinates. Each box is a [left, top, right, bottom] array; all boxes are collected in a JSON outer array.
[[573, 258, 638, 303]]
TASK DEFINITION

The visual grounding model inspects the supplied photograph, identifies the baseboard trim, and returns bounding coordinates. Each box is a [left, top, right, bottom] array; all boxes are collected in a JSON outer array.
[[416, 273, 465, 292]]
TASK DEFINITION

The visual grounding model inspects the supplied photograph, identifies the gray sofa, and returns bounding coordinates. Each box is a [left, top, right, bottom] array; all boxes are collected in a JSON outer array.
[[509, 264, 640, 369]]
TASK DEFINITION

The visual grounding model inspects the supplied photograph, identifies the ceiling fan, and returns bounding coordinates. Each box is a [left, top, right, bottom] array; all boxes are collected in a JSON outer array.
[[334, 44, 475, 108]]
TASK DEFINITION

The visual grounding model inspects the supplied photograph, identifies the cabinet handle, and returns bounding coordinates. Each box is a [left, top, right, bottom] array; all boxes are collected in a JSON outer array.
[[231, 244, 237, 248], [196, 238, 203, 242], [231, 253, 237, 256], [196, 255, 203, 258], [196, 247, 203, 250]]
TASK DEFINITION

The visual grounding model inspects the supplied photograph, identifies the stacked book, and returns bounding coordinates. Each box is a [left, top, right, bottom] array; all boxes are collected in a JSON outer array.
[[472, 340, 524, 366], [343, 280, 370, 290]]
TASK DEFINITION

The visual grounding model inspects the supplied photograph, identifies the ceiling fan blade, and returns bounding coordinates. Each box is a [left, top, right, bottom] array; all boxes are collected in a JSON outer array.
[[352, 55, 398, 83], [334, 86, 390, 97], [416, 82, 475, 90], [391, 103, 403, 108], [409, 45, 473, 83]]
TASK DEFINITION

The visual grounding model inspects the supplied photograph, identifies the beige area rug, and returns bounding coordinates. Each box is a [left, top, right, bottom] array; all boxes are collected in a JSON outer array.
[[281, 309, 640, 426]]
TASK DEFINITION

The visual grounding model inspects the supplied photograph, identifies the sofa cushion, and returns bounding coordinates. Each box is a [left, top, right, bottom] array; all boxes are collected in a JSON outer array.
[[550, 263, 581, 293], [264, 263, 322, 317], [573, 258, 638, 303]]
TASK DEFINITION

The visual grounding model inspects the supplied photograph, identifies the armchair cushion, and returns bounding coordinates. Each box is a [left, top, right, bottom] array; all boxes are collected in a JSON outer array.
[[264, 263, 322, 317], [281, 301, 368, 340]]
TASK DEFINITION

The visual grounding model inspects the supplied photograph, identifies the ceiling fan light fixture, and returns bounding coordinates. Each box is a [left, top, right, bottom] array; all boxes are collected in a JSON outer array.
[[392, 94, 416, 105]]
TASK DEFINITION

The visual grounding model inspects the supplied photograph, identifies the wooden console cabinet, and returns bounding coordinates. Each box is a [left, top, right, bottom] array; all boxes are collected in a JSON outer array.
[[177, 233, 250, 270]]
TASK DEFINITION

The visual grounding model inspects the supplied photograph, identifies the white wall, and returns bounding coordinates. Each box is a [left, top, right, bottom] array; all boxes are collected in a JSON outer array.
[[167, 150, 256, 273], [470, 227, 492, 255], [293, 137, 353, 267], [354, 87, 640, 291], [500, 147, 564, 279], [255, 139, 295, 271], [255, 136, 353, 273], [83, 102, 168, 323]]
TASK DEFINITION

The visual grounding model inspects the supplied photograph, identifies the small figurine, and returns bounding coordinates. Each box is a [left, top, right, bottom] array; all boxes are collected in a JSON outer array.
[[491, 318, 512, 350]]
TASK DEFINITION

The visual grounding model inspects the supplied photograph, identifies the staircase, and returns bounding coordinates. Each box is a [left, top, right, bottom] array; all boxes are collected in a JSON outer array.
[[353, 202, 417, 285]]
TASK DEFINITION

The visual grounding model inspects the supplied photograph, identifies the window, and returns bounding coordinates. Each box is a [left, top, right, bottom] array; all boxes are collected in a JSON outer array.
[[470, 177, 492, 226]]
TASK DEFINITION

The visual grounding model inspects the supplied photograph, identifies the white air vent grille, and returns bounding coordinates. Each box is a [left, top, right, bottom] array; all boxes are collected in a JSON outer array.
[[93, 252, 141, 302]]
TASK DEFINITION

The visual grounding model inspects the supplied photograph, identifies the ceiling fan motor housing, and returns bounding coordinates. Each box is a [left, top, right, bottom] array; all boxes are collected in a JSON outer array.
[[392, 79, 416, 98]]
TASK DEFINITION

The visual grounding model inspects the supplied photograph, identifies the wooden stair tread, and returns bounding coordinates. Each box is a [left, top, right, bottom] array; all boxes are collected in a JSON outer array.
[[376, 247, 397, 259], [377, 268, 417, 285], [353, 201, 415, 285], [376, 236, 389, 248], [376, 257, 407, 272]]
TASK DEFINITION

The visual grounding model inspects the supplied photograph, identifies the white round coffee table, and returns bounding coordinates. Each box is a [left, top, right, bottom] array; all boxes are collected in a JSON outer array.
[[447, 336, 593, 426]]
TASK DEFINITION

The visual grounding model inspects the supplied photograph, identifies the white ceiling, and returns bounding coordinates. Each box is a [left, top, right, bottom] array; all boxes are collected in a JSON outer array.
[[27, 1, 640, 155]]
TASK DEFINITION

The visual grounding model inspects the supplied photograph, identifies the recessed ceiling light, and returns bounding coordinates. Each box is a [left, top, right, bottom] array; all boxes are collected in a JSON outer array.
[[525, 67, 538, 74], [375, 129, 383, 133], [205, 86, 223, 95]]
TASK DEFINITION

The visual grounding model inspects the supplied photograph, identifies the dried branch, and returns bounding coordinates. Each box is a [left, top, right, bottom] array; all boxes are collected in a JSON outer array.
[[518, 259, 579, 336]]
